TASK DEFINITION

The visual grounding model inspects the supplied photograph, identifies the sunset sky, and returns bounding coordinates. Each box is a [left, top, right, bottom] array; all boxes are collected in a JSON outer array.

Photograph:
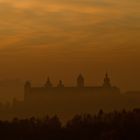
[[0, 0, 139, 92]]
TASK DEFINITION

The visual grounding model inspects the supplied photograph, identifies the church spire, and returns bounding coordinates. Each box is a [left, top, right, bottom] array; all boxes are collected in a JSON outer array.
[[103, 73, 111, 88], [77, 74, 85, 87], [57, 80, 64, 88], [45, 77, 53, 88]]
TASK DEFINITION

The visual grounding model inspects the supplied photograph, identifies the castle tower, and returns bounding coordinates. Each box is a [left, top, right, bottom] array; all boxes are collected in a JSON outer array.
[[45, 77, 53, 88], [57, 80, 64, 88], [24, 81, 31, 100], [103, 73, 111, 88], [77, 74, 84, 87]]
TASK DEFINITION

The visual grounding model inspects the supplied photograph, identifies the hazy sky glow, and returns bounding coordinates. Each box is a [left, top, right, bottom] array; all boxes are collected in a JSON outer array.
[[0, 0, 139, 92]]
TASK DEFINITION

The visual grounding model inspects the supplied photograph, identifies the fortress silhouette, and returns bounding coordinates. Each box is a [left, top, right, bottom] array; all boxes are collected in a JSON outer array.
[[24, 73, 120, 103], [3, 73, 140, 120]]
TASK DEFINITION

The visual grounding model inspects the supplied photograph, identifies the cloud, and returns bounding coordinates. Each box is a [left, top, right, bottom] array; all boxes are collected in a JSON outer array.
[[0, 0, 139, 55], [0, 0, 139, 92]]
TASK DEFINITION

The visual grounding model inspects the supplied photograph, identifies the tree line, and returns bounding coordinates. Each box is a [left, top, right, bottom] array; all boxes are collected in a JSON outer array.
[[0, 109, 140, 140]]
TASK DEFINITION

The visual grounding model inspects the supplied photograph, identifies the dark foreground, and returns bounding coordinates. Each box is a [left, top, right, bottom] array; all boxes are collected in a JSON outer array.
[[0, 109, 140, 140]]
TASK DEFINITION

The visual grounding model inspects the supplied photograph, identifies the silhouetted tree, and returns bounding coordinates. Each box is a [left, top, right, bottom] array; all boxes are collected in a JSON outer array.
[[0, 109, 139, 139]]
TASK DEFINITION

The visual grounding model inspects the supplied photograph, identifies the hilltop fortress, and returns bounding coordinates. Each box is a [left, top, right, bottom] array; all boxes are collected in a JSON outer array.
[[12, 73, 121, 117], [3, 73, 140, 120], [24, 73, 120, 101]]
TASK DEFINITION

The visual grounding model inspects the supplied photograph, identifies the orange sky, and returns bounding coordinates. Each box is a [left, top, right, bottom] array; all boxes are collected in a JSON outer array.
[[0, 0, 139, 92]]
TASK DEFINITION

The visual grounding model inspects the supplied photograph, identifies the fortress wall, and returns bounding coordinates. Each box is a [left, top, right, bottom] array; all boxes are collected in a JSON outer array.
[[21, 89, 140, 119]]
